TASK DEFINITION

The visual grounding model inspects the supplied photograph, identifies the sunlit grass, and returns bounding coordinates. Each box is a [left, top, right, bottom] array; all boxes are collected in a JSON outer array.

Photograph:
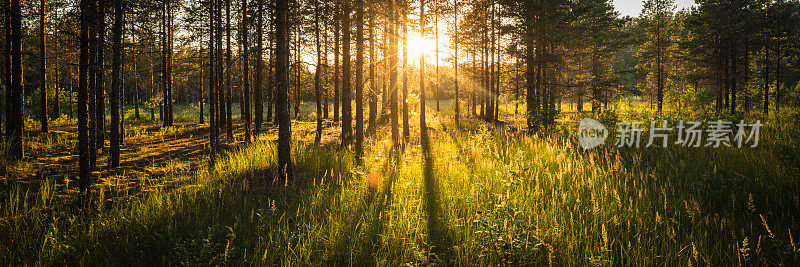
[[1, 102, 798, 264]]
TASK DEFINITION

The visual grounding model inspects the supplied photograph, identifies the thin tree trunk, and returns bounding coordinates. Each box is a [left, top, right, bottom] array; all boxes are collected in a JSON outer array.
[[775, 45, 781, 113], [78, 0, 93, 193], [333, 12, 340, 122], [88, 0, 98, 168], [276, 0, 292, 180], [225, 0, 233, 142], [341, 0, 352, 145], [40, 0, 48, 133], [453, 0, 459, 123], [525, 0, 536, 132], [254, 0, 264, 135], [389, 0, 398, 147], [402, 13, 408, 141], [368, 13, 377, 133], [293, 23, 296, 119], [200, 51, 204, 124], [763, 34, 769, 114], [268, 17, 275, 123], [355, 0, 364, 157], [96, 0, 106, 151], [241, 0, 251, 143], [110, 0, 123, 168], [314, 0, 322, 144], [419, 0, 427, 140], [208, 0, 217, 168], [434, 10, 439, 112]]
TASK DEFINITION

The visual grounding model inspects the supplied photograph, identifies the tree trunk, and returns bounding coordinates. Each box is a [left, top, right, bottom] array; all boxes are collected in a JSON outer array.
[[110, 0, 123, 168], [8, 0, 23, 159], [730, 44, 737, 114], [355, 0, 364, 157], [314, 0, 322, 144], [419, 0, 427, 140], [434, 10, 439, 112], [402, 14, 409, 141], [96, 0, 106, 151], [763, 35, 769, 114], [453, 0, 459, 123], [199, 52, 204, 124], [208, 0, 218, 168], [40, 0, 48, 133], [77, 0, 93, 193], [389, 0, 398, 147], [276, 0, 292, 180], [341, 0, 352, 145], [241, 0, 251, 143], [225, 0, 233, 142], [254, 0, 264, 135], [88, 0, 98, 169], [368, 13, 377, 133], [333, 12, 340, 122], [775, 45, 781, 113], [525, 1, 536, 132]]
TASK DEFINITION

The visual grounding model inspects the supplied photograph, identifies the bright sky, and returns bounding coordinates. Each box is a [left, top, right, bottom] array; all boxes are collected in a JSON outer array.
[[612, 0, 696, 17]]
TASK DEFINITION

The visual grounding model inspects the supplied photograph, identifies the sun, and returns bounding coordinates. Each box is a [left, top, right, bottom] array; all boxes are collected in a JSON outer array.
[[405, 33, 437, 64]]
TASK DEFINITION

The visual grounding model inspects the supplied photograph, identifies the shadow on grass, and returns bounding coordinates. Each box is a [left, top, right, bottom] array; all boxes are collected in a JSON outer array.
[[421, 127, 453, 263], [329, 148, 401, 265]]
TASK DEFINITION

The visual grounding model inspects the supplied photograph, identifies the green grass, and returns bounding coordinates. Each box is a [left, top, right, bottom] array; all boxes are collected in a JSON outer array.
[[1, 101, 799, 265]]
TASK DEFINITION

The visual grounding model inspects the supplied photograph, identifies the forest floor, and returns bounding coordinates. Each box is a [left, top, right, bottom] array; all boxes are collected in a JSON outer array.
[[1, 103, 799, 265]]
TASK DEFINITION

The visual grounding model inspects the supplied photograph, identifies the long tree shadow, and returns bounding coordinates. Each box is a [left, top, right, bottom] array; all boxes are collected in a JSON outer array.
[[329, 146, 401, 265], [421, 126, 453, 264]]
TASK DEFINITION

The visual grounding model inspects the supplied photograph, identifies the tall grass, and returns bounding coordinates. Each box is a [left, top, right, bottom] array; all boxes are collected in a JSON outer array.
[[1, 107, 798, 265]]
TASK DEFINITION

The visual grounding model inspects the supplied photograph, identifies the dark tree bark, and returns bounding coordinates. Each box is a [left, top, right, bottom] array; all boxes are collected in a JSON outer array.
[[763, 35, 769, 114], [96, 0, 106, 150], [254, 0, 264, 135], [199, 50, 204, 124], [3, 0, 9, 143], [7, 0, 23, 160], [730, 45, 737, 114], [775, 45, 781, 113], [241, 0, 251, 143], [267, 16, 275, 123], [292, 22, 296, 119], [225, 0, 233, 142], [434, 8, 439, 112], [78, 0, 93, 193], [53, 38, 60, 121], [525, 1, 537, 132], [355, 0, 364, 157], [314, 0, 323, 144], [208, 0, 218, 168], [40, 0, 48, 133], [161, 0, 173, 127], [341, 0, 352, 145], [453, 0, 459, 123], [389, 0, 398, 146], [276, 0, 293, 180], [333, 9, 340, 122], [419, 0, 427, 140], [402, 13, 409, 141], [88, 4, 97, 168], [322, 17, 329, 120], [109, 0, 124, 168], [217, 0, 224, 142], [368, 13, 377, 133]]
